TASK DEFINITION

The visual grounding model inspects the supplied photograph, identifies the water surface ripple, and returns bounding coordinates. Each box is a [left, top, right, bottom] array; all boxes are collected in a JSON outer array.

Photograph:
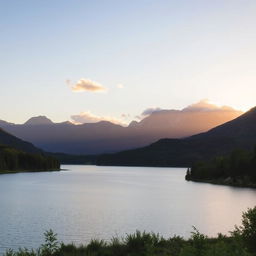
[[1, 165, 256, 253]]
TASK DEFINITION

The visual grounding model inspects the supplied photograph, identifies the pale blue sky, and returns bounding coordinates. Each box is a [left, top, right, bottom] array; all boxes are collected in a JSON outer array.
[[1, 0, 256, 124]]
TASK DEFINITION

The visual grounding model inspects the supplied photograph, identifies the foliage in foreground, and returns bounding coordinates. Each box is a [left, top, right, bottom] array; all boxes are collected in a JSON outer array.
[[4, 207, 256, 256]]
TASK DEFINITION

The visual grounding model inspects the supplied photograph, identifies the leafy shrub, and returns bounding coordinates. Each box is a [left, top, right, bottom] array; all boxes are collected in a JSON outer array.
[[233, 206, 256, 252], [4, 207, 256, 256]]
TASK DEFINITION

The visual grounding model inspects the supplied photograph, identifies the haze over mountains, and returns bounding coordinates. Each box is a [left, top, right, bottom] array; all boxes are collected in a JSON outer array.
[[0, 127, 60, 172], [0, 128, 41, 153], [0, 101, 242, 155], [97, 107, 256, 167]]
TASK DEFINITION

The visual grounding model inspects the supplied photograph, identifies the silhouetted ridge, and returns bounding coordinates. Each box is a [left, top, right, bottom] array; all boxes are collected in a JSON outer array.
[[0, 103, 243, 154], [0, 120, 14, 126], [0, 128, 60, 171], [0, 128, 41, 153], [97, 107, 256, 167], [203, 106, 256, 135], [24, 116, 54, 125], [128, 121, 139, 127]]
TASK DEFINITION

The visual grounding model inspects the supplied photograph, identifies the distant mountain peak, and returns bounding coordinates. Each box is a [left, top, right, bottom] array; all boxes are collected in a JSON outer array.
[[243, 106, 256, 116], [0, 120, 14, 126], [128, 120, 139, 127], [24, 116, 54, 126], [98, 120, 125, 128]]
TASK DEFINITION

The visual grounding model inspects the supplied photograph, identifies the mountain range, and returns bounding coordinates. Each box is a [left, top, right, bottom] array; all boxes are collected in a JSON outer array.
[[0, 104, 255, 168], [0, 101, 242, 155], [97, 107, 256, 167]]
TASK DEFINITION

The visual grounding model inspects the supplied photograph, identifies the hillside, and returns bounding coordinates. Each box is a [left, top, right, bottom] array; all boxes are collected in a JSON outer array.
[[97, 107, 256, 167], [0, 101, 242, 154], [0, 128, 41, 153], [0, 128, 60, 172], [0, 145, 60, 172]]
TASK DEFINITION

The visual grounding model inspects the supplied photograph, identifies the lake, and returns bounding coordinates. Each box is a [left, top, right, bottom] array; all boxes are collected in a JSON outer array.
[[1, 165, 256, 253]]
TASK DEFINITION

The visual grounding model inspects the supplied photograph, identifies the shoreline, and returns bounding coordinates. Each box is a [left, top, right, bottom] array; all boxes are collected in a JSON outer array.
[[0, 168, 61, 175], [186, 177, 256, 189]]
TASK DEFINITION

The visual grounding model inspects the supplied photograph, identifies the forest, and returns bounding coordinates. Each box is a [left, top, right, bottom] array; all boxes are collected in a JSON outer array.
[[186, 147, 256, 187], [0, 144, 60, 172]]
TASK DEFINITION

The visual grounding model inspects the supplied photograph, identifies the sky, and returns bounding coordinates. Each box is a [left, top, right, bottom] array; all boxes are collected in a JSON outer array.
[[1, 0, 256, 124]]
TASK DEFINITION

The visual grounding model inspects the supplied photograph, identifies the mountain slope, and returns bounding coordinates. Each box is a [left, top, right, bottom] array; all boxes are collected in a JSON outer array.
[[97, 107, 256, 167], [132, 107, 242, 138], [0, 128, 60, 171], [0, 102, 242, 154], [0, 128, 41, 153]]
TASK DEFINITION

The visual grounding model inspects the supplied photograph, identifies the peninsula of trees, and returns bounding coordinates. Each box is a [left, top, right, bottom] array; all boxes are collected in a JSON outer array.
[[186, 147, 256, 187]]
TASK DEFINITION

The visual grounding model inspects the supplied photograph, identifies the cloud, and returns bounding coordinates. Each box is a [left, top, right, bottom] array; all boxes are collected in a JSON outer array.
[[121, 113, 130, 118], [71, 78, 106, 92], [136, 100, 242, 121], [71, 111, 127, 126], [134, 107, 163, 120], [117, 83, 124, 89], [141, 107, 163, 116], [182, 99, 237, 112]]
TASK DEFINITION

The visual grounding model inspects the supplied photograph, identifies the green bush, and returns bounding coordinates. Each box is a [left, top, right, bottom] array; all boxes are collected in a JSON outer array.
[[5, 207, 256, 256], [233, 207, 256, 252]]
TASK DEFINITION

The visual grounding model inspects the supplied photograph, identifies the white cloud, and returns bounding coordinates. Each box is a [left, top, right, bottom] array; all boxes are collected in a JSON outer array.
[[182, 99, 237, 112], [134, 107, 163, 120], [71, 111, 127, 126], [136, 100, 242, 121], [71, 78, 106, 92]]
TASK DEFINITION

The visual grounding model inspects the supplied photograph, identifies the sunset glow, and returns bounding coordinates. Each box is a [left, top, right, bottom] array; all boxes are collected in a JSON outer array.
[[1, 1, 256, 254], [0, 0, 255, 123]]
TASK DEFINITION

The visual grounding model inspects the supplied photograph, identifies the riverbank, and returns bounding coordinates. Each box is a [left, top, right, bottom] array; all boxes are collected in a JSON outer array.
[[2, 231, 252, 256], [4, 206, 256, 256], [0, 168, 61, 175], [185, 147, 256, 189], [0, 145, 60, 172], [186, 176, 256, 189]]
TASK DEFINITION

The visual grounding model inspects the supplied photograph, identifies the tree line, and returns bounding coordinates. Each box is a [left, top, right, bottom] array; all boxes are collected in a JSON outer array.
[[0, 144, 60, 172], [186, 146, 256, 185]]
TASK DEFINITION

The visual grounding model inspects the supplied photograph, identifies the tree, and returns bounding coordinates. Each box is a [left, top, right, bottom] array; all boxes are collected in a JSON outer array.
[[40, 229, 59, 256], [234, 207, 256, 252]]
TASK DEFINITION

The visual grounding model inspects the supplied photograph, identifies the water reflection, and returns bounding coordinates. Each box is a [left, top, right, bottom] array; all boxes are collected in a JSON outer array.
[[0, 165, 256, 253]]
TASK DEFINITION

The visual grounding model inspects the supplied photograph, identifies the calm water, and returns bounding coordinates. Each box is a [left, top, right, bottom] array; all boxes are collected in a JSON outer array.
[[1, 165, 256, 253]]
